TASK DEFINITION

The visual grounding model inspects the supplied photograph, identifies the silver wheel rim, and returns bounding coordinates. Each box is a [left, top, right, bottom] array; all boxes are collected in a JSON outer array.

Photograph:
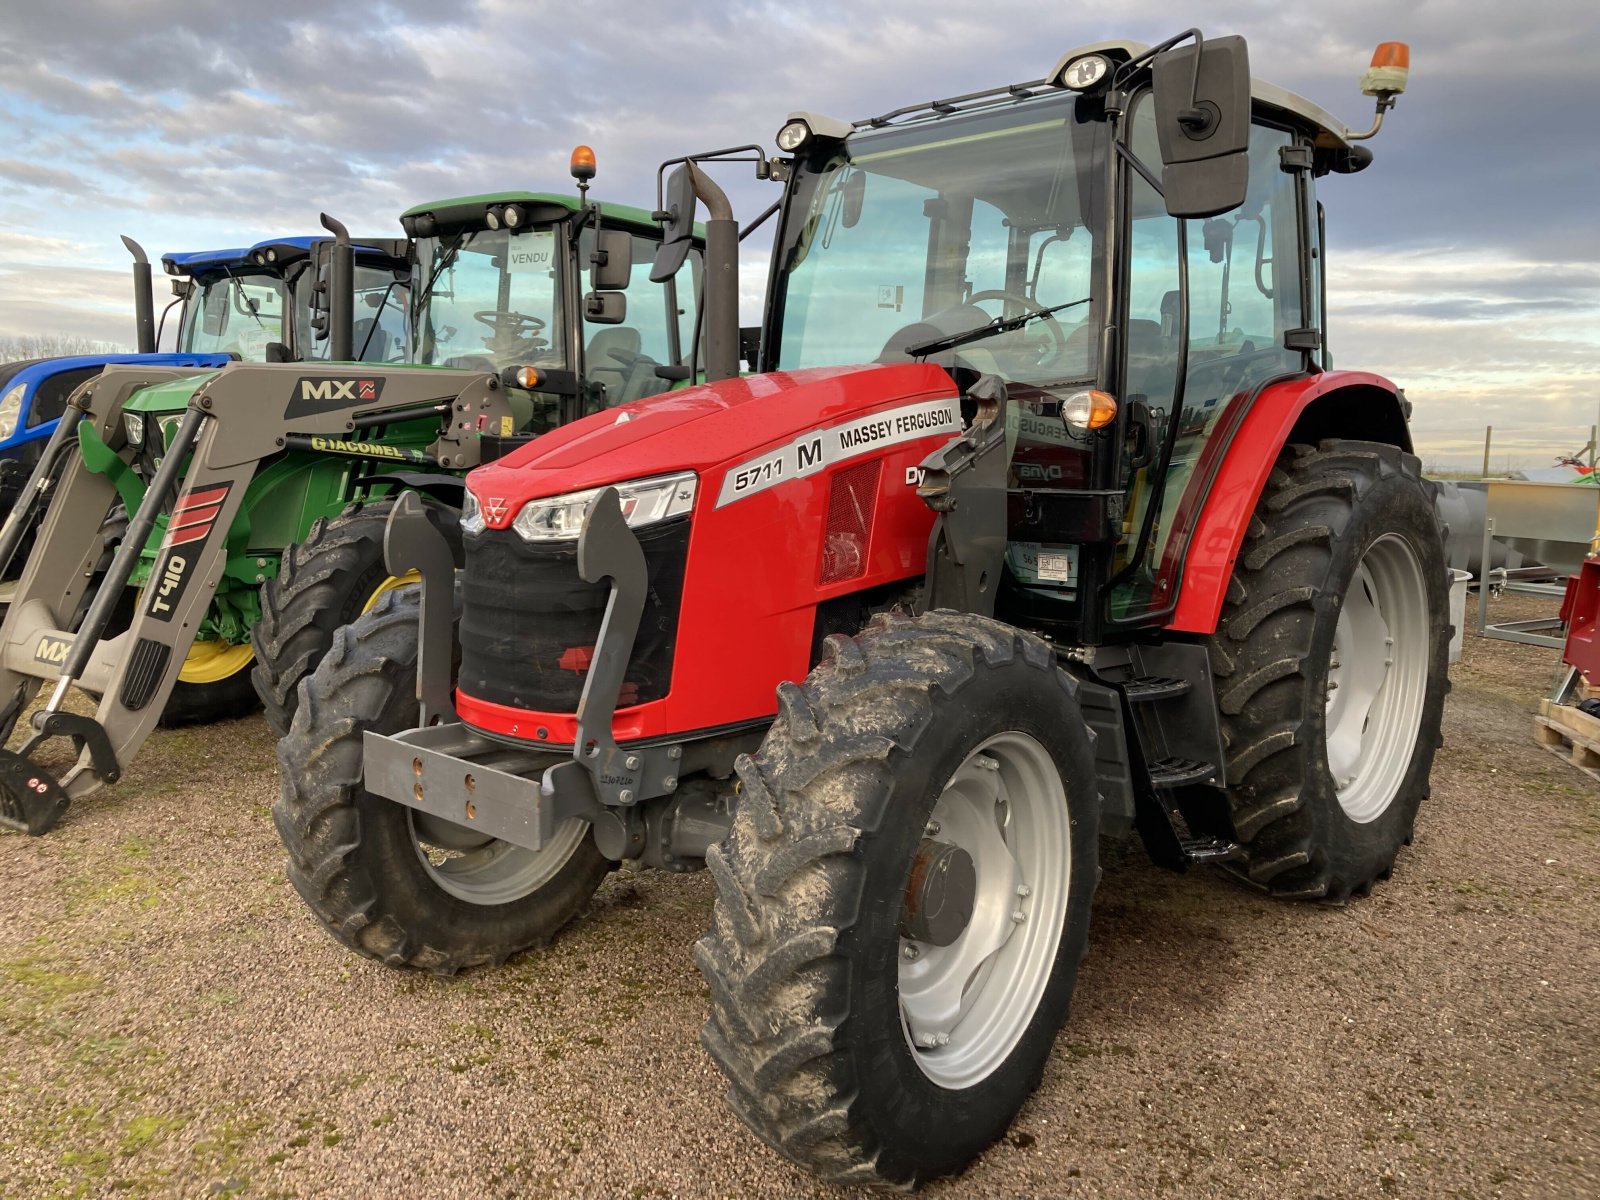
[[899, 731, 1071, 1089], [1324, 533, 1430, 823], [408, 813, 587, 906]]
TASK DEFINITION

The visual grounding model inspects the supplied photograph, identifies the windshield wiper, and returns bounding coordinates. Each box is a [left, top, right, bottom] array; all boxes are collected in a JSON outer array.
[[904, 296, 1091, 359], [412, 231, 468, 319]]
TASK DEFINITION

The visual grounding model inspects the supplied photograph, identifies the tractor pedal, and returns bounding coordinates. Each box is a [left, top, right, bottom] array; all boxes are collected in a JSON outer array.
[[1179, 836, 1243, 864], [1122, 675, 1191, 702], [1147, 756, 1216, 787], [0, 750, 70, 836]]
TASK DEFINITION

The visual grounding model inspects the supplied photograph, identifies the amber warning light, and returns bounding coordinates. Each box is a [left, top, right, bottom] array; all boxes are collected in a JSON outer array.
[[570, 145, 597, 182], [1361, 42, 1410, 97]]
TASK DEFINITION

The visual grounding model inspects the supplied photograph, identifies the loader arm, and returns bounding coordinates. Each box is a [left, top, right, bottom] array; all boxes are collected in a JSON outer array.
[[0, 361, 512, 833]]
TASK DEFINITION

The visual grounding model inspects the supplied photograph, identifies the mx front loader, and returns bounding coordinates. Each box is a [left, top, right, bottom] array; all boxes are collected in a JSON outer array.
[[0, 154, 705, 831]]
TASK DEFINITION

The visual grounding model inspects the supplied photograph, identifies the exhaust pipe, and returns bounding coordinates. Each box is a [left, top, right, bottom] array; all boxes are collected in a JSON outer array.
[[686, 165, 740, 384], [120, 236, 155, 354], [320, 213, 355, 362]]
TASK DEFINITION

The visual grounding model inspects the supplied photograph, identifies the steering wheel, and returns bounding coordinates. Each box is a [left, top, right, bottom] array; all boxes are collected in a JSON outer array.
[[474, 310, 545, 338], [965, 289, 1069, 357]]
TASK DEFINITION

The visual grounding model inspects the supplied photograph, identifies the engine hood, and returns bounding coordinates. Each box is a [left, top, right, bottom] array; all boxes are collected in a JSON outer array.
[[468, 363, 958, 523], [123, 371, 224, 414]]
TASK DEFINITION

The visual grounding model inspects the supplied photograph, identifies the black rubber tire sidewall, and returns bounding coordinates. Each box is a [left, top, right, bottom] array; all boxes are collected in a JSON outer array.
[[841, 657, 1098, 1178]]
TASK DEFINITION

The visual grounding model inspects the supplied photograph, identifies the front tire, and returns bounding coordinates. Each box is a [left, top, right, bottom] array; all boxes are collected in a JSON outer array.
[[273, 585, 611, 973], [1209, 440, 1448, 902], [252, 496, 460, 738], [695, 611, 1099, 1188]]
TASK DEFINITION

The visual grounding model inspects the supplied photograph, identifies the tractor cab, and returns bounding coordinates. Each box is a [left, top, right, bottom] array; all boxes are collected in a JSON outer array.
[[400, 178, 702, 436], [760, 37, 1400, 643], [164, 236, 411, 363]]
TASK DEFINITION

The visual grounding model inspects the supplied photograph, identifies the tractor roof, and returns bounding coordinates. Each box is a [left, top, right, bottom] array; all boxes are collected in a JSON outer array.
[[854, 38, 1363, 152], [401, 192, 687, 239], [161, 236, 406, 276]]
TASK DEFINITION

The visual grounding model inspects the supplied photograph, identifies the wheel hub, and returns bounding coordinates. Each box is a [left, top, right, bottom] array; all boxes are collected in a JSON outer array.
[[899, 838, 977, 947]]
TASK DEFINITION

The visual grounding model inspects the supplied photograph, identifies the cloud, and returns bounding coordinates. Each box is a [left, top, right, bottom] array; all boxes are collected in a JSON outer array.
[[0, 0, 1595, 468]]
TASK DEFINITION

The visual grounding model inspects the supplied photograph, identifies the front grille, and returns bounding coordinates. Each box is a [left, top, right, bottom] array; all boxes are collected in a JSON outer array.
[[458, 516, 690, 715]]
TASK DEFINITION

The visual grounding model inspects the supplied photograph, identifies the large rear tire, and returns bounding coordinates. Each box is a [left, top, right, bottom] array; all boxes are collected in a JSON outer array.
[[695, 611, 1099, 1188], [1209, 440, 1448, 902], [273, 585, 611, 973], [252, 496, 460, 738]]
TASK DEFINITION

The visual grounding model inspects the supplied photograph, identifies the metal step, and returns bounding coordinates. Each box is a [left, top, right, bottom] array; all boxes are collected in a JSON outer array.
[[1179, 836, 1243, 864], [1122, 675, 1191, 702], [1147, 756, 1217, 788]]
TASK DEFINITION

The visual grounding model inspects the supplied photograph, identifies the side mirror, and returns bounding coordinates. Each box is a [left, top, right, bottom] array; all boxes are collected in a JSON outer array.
[[584, 291, 627, 325], [840, 170, 865, 229], [650, 166, 697, 283], [1151, 34, 1251, 218], [592, 230, 633, 291]]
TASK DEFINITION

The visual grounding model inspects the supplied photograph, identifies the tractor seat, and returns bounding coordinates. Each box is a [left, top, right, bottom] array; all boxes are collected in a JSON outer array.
[[585, 327, 671, 406], [585, 327, 640, 405]]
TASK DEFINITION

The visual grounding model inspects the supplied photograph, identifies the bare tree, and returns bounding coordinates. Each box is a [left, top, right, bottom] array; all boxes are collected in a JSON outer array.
[[0, 335, 131, 361]]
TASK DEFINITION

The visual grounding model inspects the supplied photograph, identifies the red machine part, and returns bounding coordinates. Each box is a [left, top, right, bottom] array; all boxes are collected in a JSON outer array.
[[1561, 556, 1600, 682], [459, 364, 961, 744], [1164, 371, 1404, 634]]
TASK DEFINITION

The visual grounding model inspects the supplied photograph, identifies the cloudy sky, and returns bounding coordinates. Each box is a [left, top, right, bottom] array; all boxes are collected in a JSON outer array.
[[1, 0, 1595, 468]]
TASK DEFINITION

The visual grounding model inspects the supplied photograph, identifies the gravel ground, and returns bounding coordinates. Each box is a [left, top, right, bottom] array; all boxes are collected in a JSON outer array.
[[1, 592, 1596, 1199]]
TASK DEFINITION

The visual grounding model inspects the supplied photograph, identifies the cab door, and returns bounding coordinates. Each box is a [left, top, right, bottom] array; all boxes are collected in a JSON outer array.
[[1104, 93, 1313, 627]]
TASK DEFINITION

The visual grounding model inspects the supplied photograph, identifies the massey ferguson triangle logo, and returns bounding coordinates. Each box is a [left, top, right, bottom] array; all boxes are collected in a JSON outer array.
[[483, 497, 508, 523]]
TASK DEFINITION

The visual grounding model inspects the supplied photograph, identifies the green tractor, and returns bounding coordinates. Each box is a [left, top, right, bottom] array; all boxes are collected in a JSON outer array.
[[0, 155, 705, 833]]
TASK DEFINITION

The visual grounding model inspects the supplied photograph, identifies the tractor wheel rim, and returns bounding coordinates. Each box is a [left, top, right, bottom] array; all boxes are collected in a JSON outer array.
[[1324, 533, 1430, 823], [362, 570, 421, 616], [899, 730, 1070, 1089], [407, 812, 587, 906], [177, 639, 255, 684]]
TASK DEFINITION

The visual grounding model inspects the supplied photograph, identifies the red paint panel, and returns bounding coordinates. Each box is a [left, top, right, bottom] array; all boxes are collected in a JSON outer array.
[[1562, 557, 1600, 681], [459, 364, 962, 744], [1165, 371, 1398, 634]]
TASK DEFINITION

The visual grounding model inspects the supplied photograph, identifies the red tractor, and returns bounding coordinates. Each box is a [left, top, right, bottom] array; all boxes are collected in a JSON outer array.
[[276, 32, 1441, 1187]]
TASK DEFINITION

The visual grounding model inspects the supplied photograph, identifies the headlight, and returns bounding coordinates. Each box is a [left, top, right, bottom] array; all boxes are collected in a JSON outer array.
[[123, 410, 146, 448], [511, 471, 697, 542], [461, 489, 484, 534], [776, 119, 812, 152], [0, 383, 24, 441]]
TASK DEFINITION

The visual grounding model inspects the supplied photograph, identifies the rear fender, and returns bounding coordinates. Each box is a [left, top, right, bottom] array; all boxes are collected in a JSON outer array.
[[1166, 371, 1410, 634]]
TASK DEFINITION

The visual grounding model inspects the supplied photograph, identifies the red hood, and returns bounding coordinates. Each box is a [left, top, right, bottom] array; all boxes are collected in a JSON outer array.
[[469, 362, 956, 524]]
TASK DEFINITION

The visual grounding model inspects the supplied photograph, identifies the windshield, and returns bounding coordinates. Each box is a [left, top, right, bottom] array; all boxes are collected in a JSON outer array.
[[773, 93, 1108, 387], [411, 227, 566, 370], [177, 270, 286, 359]]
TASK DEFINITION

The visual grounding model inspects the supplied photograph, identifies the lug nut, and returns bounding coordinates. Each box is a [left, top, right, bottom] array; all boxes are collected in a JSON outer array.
[[975, 755, 999, 771], [1012, 910, 1027, 924], [916, 1032, 939, 1047], [902, 944, 920, 961], [925, 820, 941, 836], [1016, 884, 1031, 898], [935, 1033, 950, 1046]]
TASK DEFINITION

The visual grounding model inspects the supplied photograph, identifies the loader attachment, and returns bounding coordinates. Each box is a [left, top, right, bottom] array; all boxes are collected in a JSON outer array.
[[0, 360, 513, 831]]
